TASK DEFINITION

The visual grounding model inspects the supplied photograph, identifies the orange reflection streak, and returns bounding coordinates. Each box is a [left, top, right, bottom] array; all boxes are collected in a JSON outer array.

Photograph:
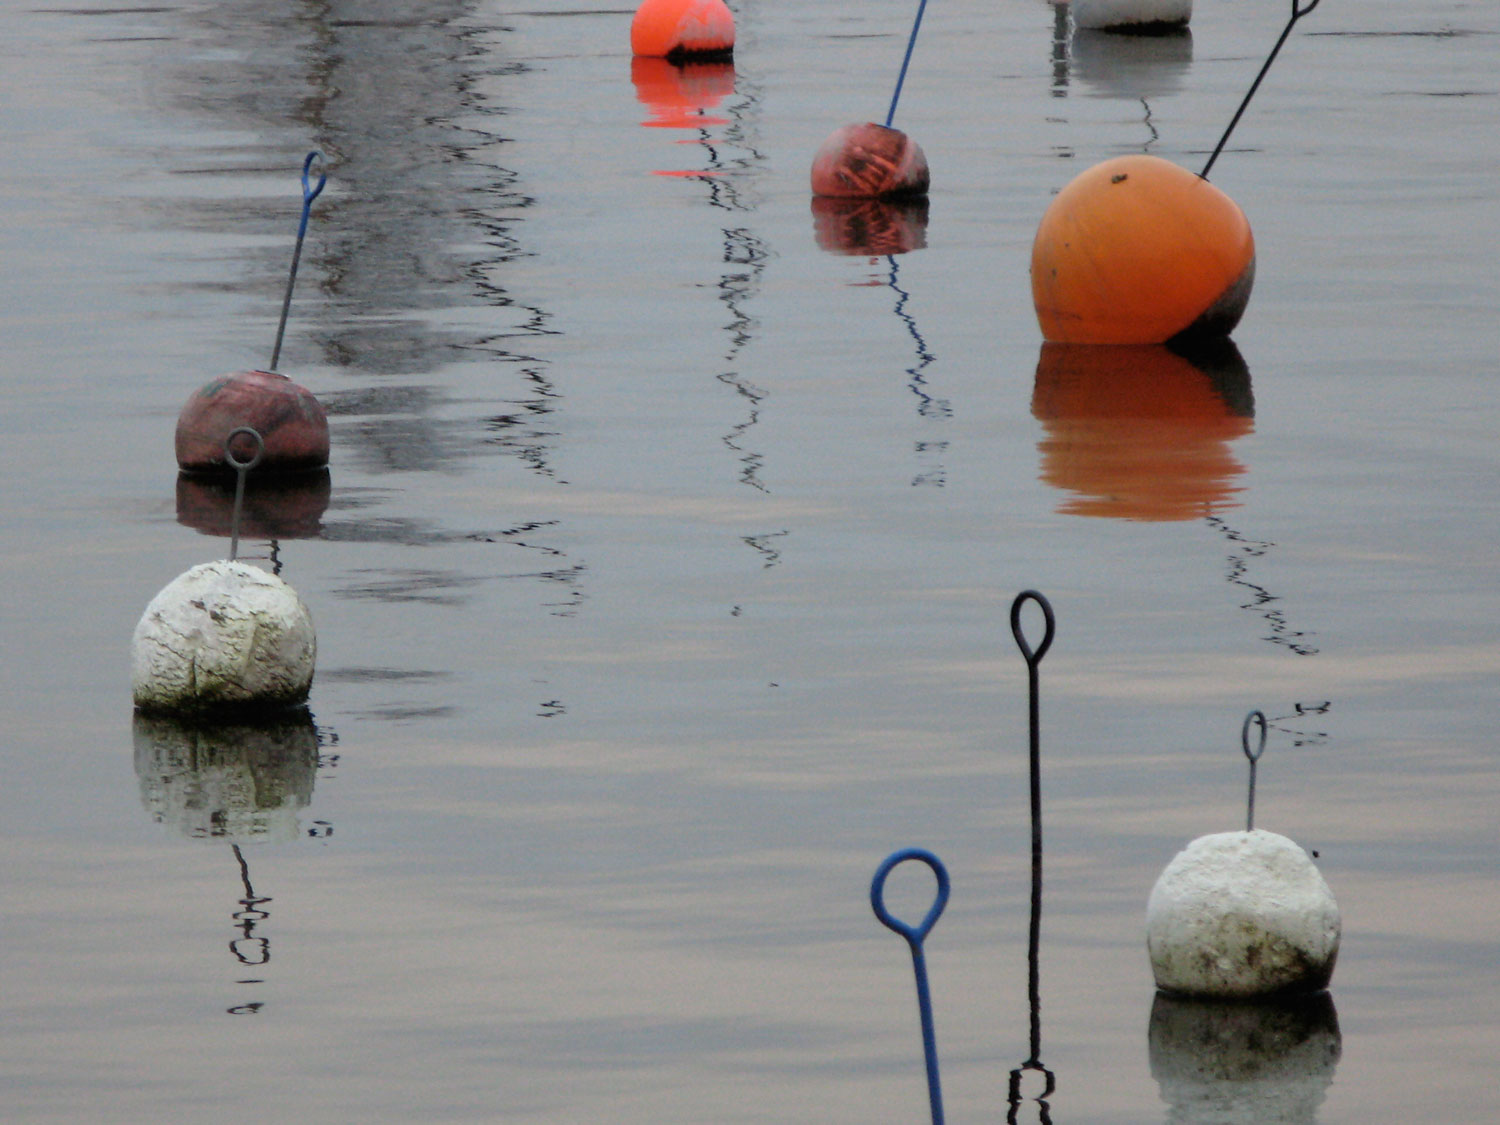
[[631, 57, 733, 129], [1032, 342, 1253, 521]]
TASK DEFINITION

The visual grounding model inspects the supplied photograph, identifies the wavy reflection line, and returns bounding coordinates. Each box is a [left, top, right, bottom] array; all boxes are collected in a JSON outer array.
[[886, 255, 948, 487], [1203, 515, 1320, 656]]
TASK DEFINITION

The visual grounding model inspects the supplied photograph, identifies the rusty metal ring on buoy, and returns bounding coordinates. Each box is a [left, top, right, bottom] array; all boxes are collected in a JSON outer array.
[[224, 426, 266, 473]]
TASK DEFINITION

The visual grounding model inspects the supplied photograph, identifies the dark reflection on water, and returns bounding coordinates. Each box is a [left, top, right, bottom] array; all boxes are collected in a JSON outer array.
[[1070, 26, 1193, 100], [176, 469, 331, 541], [1149, 992, 1341, 1124], [132, 710, 331, 1015], [149, 0, 560, 479]]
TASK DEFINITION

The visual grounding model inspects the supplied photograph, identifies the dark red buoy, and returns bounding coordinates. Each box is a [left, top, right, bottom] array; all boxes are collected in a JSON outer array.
[[175, 370, 329, 475], [810, 123, 929, 200]]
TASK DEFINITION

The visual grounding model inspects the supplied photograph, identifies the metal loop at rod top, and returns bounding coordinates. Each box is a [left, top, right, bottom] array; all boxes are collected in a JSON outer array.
[[1010, 590, 1055, 668], [1242, 709, 1268, 831], [871, 847, 948, 1125], [225, 427, 265, 562]]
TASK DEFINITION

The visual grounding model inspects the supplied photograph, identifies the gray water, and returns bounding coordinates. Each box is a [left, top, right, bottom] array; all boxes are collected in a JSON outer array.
[[3, 1, 1499, 1122]]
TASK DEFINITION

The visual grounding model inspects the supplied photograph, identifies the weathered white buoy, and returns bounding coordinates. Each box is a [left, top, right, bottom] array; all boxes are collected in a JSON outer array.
[[1147, 830, 1339, 999], [1072, 0, 1192, 33], [132, 560, 316, 716]]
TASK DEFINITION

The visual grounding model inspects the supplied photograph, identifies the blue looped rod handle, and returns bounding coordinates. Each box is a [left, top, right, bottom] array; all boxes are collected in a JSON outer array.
[[871, 847, 949, 1125], [270, 151, 327, 372]]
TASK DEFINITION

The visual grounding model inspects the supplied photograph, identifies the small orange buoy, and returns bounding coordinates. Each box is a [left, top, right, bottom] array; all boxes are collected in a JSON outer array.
[[175, 370, 329, 475], [1031, 155, 1254, 345], [630, 0, 735, 61], [810, 123, 929, 200]]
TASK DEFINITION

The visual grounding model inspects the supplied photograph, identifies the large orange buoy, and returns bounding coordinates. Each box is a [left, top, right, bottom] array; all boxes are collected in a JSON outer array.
[[810, 123, 929, 199], [1031, 154, 1255, 345], [1031, 340, 1252, 520], [175, 370, 329, 475], [630, 0, 734, 61]]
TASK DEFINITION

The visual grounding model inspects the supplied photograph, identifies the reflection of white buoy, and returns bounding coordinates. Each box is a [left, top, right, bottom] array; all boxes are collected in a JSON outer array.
[[1147, 829, 1339, 998], [1072, 0, 1192, 33], [132, 560, 316, 716], [133, 711, 319, 843], [1150, 991, 1341, 1125]]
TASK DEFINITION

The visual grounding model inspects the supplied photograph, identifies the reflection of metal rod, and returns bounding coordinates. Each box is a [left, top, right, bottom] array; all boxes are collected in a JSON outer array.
[[1201, 0, 1322, 179], [1242, 709, 1268, 831], [1009, 591, 1057, 1122], [871, 848, 950, 1125]]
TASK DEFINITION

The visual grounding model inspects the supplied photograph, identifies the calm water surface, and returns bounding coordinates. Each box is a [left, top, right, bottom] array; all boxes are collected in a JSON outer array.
[[3, 1, 1499, 1122]]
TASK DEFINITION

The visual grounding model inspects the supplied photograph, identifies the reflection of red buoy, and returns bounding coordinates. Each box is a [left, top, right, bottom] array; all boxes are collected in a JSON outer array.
[[811, 194, 929, 256], [1031, 155, 1254, 345], [631, 56, 734, 128], [631, 0, 735, 61], [811, 123, 930, 199], [176, 469, 330, 540], [176, 370, 329, 475], [1032, 341, 1252, 521]]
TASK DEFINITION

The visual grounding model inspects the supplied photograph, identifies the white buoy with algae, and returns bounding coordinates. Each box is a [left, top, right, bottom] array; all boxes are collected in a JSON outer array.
[[1147, 830, 1339, 999], [132, 560, 316, 715]]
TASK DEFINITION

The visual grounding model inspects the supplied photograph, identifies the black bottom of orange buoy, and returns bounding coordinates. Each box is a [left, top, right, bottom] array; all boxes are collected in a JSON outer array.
[[811, 123, 930, 200], [1031, 154, 1254, 345], [631, 0, 735, 61], [175, 370, 329, 475]]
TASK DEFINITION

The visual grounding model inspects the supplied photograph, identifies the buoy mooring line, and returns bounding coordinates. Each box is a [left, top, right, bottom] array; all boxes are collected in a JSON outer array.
[[269, 151, 327, 372], [1200, 0, 1322, 179], [885, 0, 931, 128]]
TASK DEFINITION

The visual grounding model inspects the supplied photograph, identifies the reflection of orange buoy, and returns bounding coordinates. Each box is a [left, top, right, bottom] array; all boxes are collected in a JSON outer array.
[[1032, 340, 1253, 521], [630, 0, 735, 61], [631, 57, 734, 128], [176, 370, 330, 475], [811, 194, 929, 256], [176, 469, 331, 540], [811, 123, 929, 200], [1031, 155, 1254, 345]]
